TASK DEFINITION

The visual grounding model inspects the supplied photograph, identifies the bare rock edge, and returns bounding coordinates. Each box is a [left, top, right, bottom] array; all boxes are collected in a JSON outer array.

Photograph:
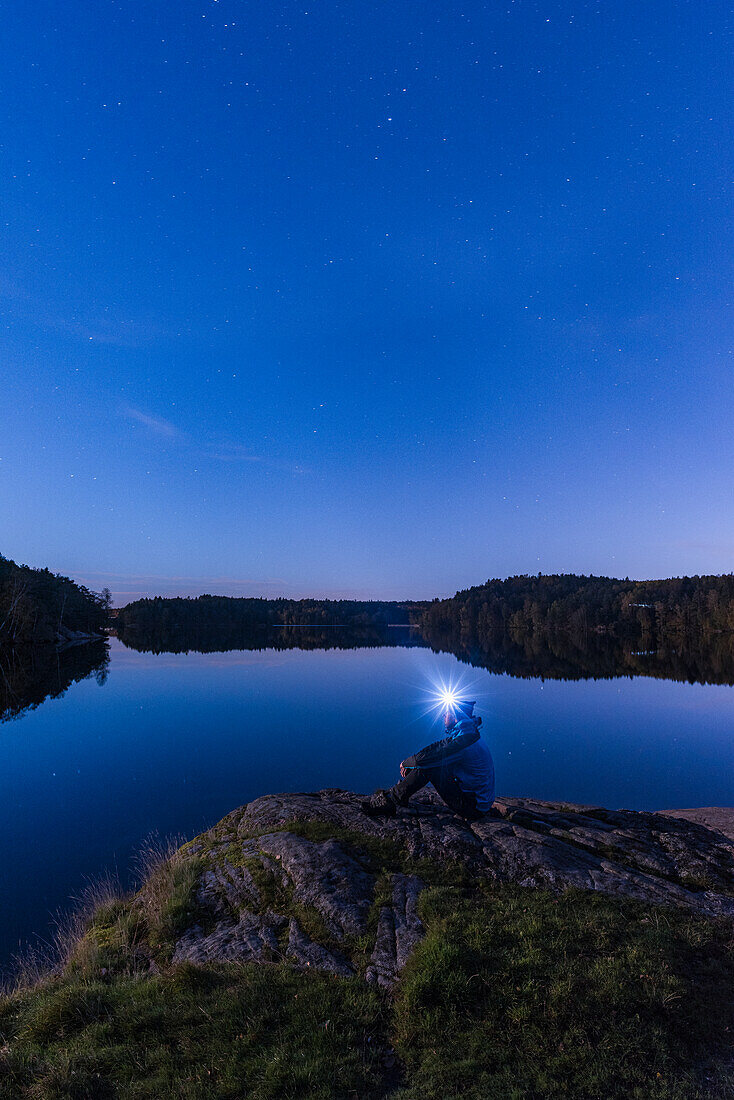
[[175, 790, 734, 988]]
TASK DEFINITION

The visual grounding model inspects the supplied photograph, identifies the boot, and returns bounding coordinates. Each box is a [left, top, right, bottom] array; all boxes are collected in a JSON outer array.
[[360, 788, 398, 817]]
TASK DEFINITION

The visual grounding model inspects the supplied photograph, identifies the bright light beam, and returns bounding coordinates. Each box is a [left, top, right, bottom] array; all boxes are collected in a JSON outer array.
[[438, 687, 460, 710], [420, 671, 486, 725], [424, 675, 467, 716]]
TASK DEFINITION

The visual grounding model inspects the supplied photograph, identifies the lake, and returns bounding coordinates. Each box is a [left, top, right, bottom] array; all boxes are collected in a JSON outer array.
[[2, 632, 733, 974]]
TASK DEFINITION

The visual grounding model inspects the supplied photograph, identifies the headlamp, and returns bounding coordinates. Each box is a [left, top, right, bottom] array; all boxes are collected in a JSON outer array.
[[439, 687, 460, 711]]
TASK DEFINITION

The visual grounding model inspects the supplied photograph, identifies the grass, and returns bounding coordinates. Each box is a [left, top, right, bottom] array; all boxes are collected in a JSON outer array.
[[133, 834, 205, 958], [0, 964, 387, 1099], [6, 837, 208, 994], [391, 885, 734, 1100], [2, 824, 733, 1099]]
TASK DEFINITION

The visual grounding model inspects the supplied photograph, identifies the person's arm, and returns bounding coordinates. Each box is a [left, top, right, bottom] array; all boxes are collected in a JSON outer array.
[[401, 721, 481, 771]]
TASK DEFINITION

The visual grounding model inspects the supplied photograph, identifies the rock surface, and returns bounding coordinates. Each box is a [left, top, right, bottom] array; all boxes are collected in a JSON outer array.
[[55, 625, 104, 650], [257, 831, 374, 938], [366, 874, 425, 989], [657, 806, 734, 844], [177, 789, 734, 986]]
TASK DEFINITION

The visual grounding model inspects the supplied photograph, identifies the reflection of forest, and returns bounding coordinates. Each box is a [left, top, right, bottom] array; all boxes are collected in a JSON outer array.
[[4, 623, 734, 720], [420, 625, 734, 685], [0, 641, 110, 722], [118, 617, 734, 685], [117, 624, 426, 655]]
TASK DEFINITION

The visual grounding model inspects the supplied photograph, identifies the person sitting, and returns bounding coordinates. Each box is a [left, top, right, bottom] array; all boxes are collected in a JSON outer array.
[[361, 699, 495, 822]]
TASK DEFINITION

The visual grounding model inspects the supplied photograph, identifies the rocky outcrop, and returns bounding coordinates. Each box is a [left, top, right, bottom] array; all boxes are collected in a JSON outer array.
[[285, 919, 354, 977], [173, 909, 285, 964], [257, 831, 374, 938], [175, 789, 734, 987], [366, 874, 425, 989], [55, 625, 104, 650]]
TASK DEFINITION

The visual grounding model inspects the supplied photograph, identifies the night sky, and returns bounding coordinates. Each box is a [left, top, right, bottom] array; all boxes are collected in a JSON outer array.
[[2, 1, 732, 603]]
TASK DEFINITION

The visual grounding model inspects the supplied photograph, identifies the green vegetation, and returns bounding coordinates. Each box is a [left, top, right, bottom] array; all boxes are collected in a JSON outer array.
[[2, 833, 733, 1099], [0, 965, 386, 1099], [392, 886, 734, 1100]]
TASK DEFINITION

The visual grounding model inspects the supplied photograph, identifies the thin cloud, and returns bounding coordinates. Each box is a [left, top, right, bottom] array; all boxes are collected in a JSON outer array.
[[0, 280, 168, 347], [206, 442, 309, 475], [122, 405, 181, 439], [52, 317, 168, 347]]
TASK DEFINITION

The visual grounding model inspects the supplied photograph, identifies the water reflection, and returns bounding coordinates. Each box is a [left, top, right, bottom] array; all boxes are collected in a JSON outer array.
[[117, 618, 734, 686], [421, 627, 734, 686], [117, 622, 425, 656], [0, 641, 110, 723]]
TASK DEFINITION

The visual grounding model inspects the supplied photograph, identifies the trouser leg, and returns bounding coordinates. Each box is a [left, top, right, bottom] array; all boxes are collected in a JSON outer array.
[[430, 772, 484, 822], [388, 767, 431, 806], [388, 766, 486, 821]]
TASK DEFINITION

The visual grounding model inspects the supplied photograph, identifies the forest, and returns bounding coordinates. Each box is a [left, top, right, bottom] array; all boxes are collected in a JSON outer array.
[[416, 573, 734, 685], [0, 554, 110, 648], [115, 594, 425, 645], [8, 564, 734, 699], [420, 573, 734, 650]]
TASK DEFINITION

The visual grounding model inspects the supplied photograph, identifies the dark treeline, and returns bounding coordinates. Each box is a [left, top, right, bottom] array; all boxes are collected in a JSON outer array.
[[0, 554, 110, 648], [119, 623, 426, 656], [9, 564, 734, 693], [421, 573, 734, 650], [117, 576, 734, 683], [116, 594, 426, 644], [0, 554, 111, 720]]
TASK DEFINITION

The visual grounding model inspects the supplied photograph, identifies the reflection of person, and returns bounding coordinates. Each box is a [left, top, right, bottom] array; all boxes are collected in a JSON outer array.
[[361, 700, 495, 822]]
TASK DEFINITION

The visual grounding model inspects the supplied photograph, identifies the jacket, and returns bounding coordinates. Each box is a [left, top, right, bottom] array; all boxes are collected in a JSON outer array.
[[401, 716, 496, 812]]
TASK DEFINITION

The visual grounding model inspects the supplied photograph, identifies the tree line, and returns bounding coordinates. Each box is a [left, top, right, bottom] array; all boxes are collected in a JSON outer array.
[[116, 594, 425, 643], [0, 554, 110, 648], [8, 560, 734, 693], [420, 573, 734, 651]]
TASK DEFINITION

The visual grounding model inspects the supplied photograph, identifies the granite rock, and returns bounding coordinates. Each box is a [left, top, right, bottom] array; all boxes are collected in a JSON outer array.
[[172, 789, 734, 984]]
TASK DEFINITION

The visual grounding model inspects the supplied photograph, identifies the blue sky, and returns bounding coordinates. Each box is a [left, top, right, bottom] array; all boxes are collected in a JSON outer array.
[[1, 0, 732, 602]]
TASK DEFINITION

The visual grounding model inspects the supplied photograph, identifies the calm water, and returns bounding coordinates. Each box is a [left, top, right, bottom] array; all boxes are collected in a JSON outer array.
[[2, 635, 733, 972]]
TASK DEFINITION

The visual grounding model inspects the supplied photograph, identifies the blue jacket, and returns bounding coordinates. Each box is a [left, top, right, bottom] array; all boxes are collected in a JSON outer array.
[[401, 716, 496, 813]]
